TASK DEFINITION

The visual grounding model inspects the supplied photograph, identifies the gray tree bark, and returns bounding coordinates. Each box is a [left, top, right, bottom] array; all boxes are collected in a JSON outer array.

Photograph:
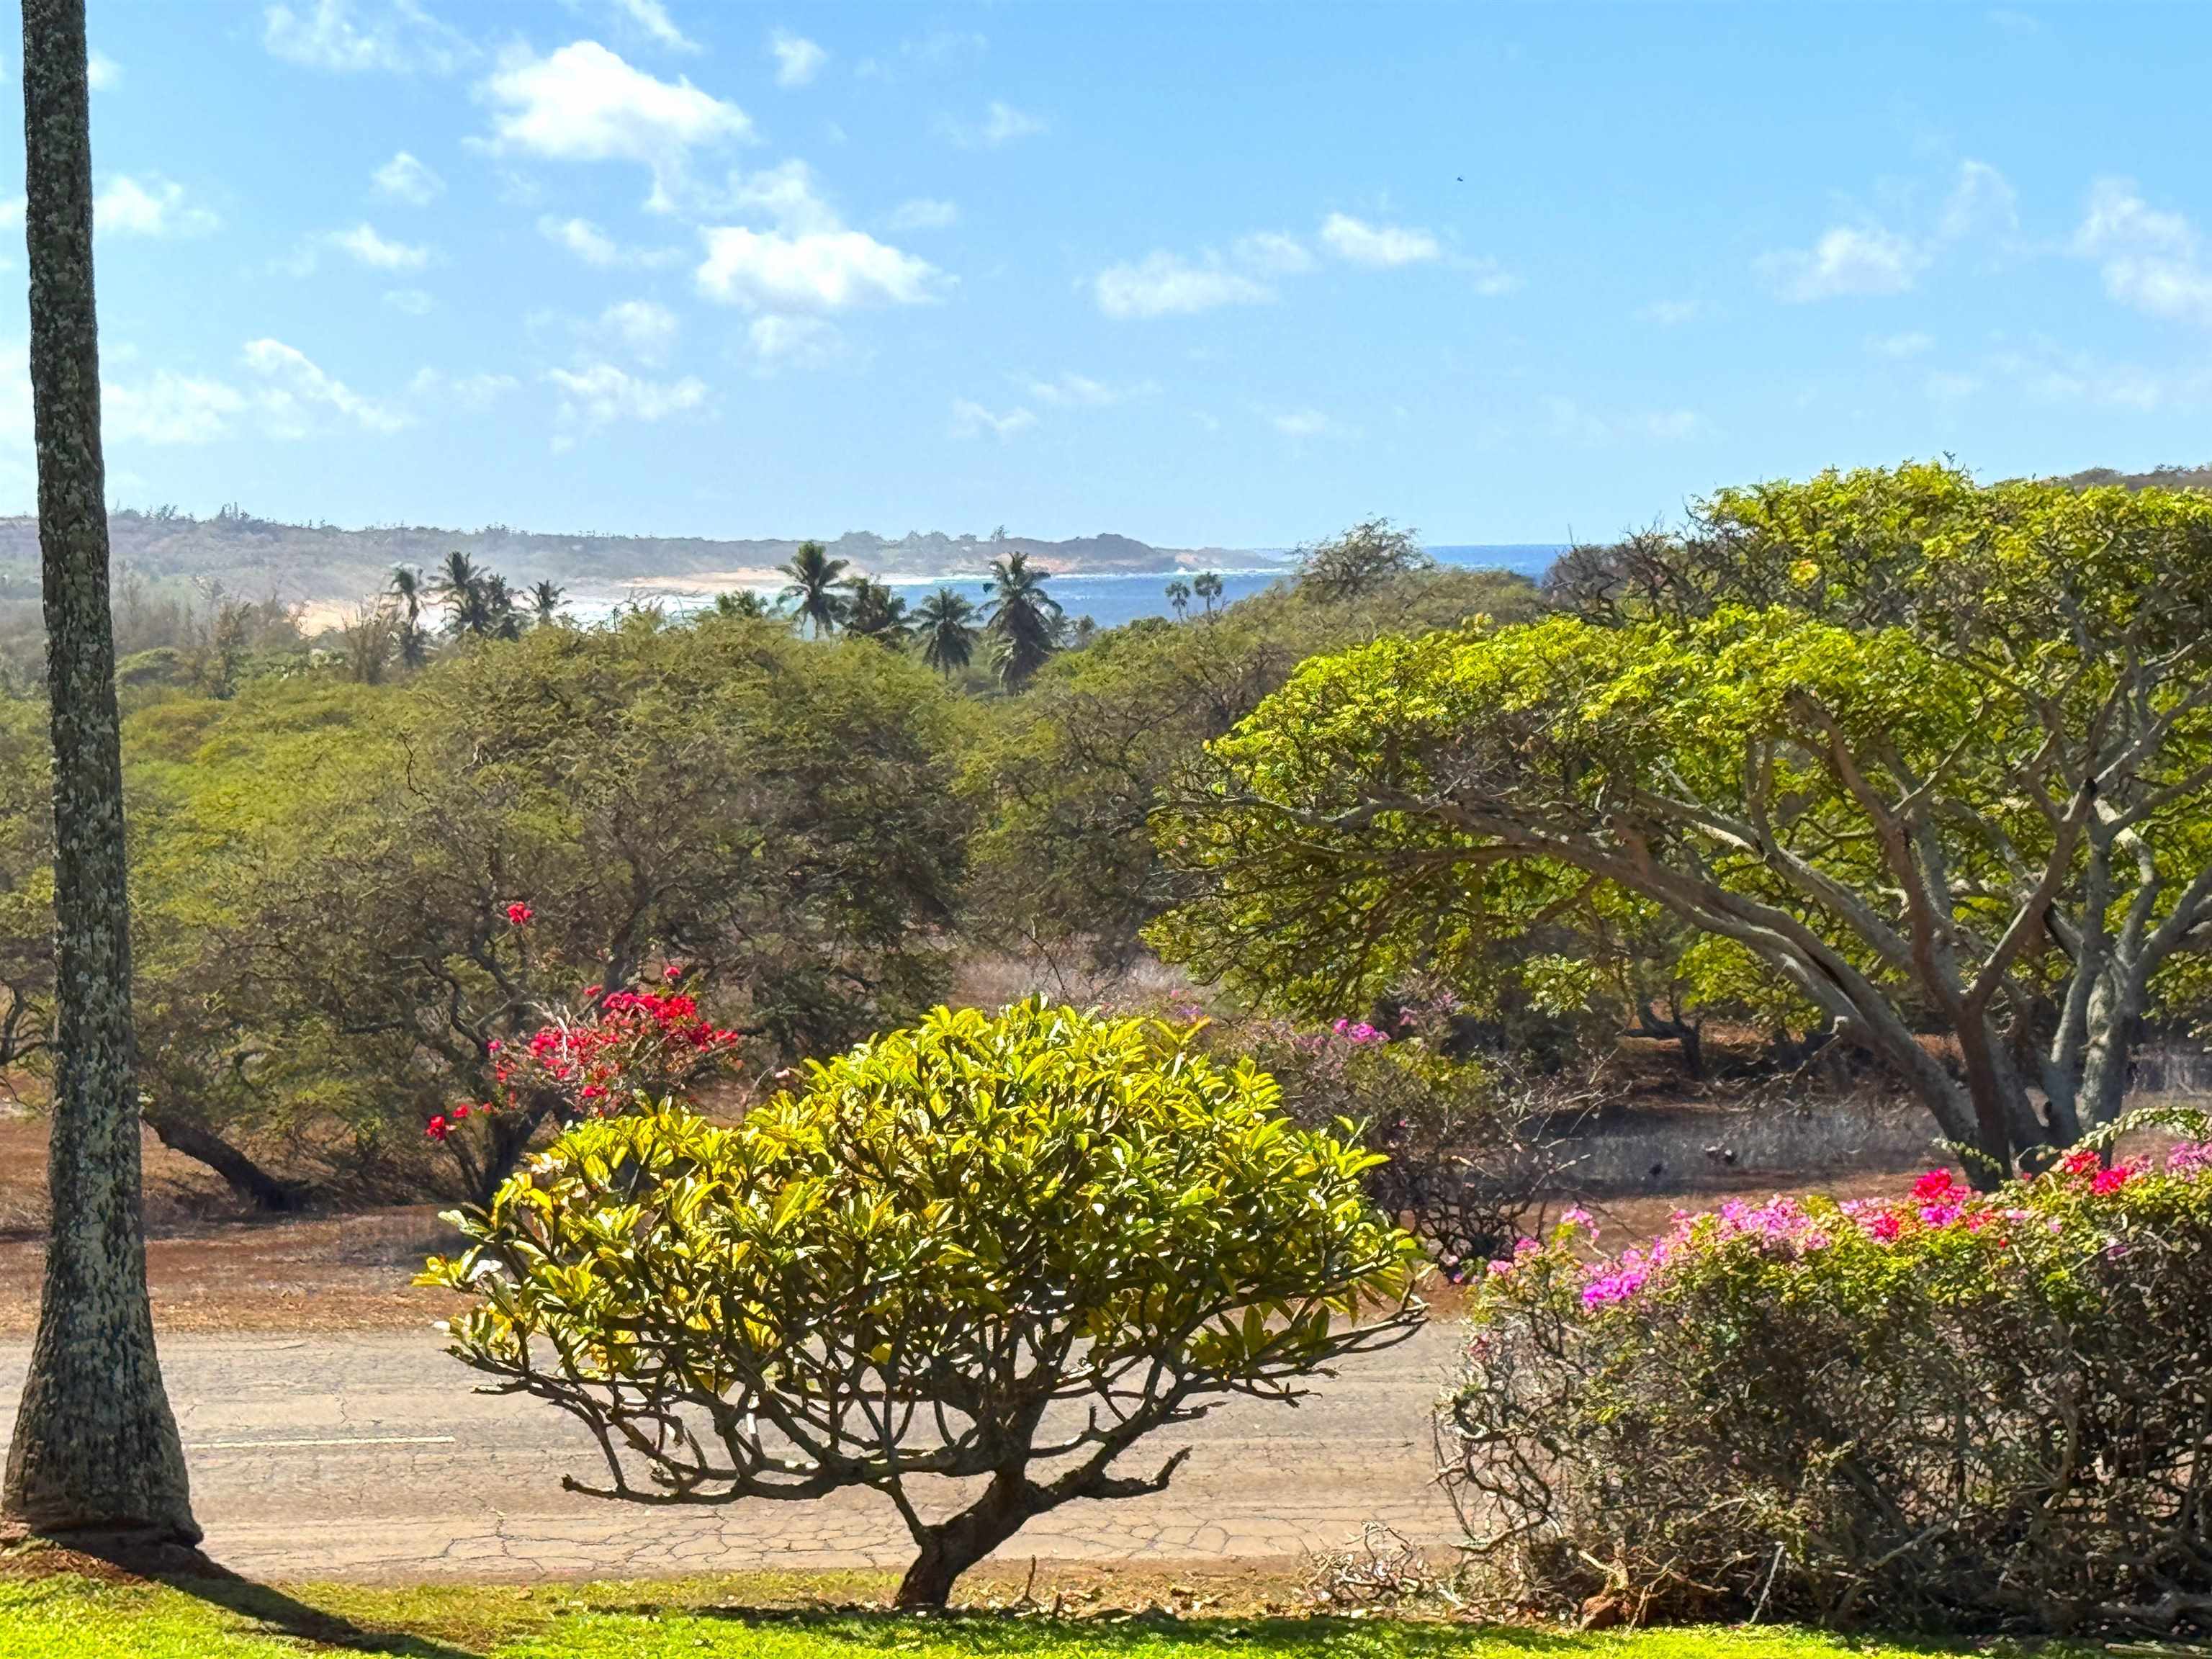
[[1, 0, 197, 1543]]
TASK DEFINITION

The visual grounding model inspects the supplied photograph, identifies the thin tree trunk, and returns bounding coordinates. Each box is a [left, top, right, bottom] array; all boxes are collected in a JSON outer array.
[[2, 0, 196, 1544]]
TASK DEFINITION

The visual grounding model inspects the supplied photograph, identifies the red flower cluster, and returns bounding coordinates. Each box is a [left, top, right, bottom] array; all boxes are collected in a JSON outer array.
[[425, 968, 741, 1141], [505, 902, 534, 927]]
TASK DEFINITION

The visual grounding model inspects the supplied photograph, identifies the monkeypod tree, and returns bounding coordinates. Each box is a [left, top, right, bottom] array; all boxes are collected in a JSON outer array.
[[1155, 468, 2212, 1182], [423, 1002, 1423, 1608]]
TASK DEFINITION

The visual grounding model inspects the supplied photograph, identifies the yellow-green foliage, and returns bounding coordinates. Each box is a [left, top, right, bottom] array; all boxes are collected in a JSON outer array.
[[429, 1002, 1421, 1398], [424, 1003, 1424, 1603]]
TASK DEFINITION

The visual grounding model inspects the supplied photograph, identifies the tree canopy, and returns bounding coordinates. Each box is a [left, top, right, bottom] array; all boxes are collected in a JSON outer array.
[[1156, 466, 2212, 1177]]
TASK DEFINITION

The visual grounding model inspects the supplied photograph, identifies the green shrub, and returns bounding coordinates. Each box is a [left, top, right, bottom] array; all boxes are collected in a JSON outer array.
[[1195, 1006, 1553, 1277], [1441, 1116, 2212, 1637], [423, 1002, 1424, 1608]]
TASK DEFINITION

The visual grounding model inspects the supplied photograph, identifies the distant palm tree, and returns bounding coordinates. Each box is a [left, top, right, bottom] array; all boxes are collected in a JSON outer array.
[[843, 577, 911, 646], [913, 586, 978, 678], [430, 550, 478, 613], [713, 590, 770, 620], [529, 579, 565, 626], [388, 564, 424, 625], [1192, 571, 1225, 616], [981, 552, 1063, 688], [1164, 577, 1191, 621], [778, 541, 850, 639], [395, 617, 432, 668]]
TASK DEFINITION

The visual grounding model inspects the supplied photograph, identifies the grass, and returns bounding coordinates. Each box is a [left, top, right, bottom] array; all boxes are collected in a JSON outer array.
[[0, 1568, 2128, 1659]]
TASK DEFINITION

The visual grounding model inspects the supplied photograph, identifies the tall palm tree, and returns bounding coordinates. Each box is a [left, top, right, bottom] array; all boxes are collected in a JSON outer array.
[[1164, 577, 1191, 621], [778, 541, 849, 639], [4, 0, 197, 1544], [913, 586, 977, 678], [981, 552, 1063, 689], [842, 577, 911, 646], [529, 579, 565, 626], [1192, 571, 1225, 616], [388, 563, 423, 625], [480, 573, 523, 640], [430, 549, 483, 637]]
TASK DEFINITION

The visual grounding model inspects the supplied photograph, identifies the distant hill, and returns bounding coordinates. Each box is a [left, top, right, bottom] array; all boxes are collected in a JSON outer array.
[[2058, 463, 2212, 493], [0, 509, 1264, 618]]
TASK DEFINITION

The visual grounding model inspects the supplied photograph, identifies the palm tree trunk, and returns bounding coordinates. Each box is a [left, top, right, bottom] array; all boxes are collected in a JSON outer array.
[[2, 0, 197, 1545]]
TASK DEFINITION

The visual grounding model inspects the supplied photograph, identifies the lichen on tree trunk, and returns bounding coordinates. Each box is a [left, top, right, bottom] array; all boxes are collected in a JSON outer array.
[[1, 0, 197, 1544]]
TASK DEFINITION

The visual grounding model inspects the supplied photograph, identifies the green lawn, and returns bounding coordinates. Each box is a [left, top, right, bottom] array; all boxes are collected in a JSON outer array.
[[0, 1570, 2123, 1659]]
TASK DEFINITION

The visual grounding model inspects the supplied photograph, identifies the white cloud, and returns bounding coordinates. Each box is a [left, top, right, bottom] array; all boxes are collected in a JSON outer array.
[[328, 221, 431, 269], [1760, 223, 1923, 301], [981, 100, 1044, 144], [950, 398, 1035, 441], [1638, 299, 1699, 327], [1459, 255, 1519, 297], [691, 164, 943, 313], [698, 225, 943, 310], [1270, 408, 1334, 439], [96, 175, 218, 238], [613, 0, 699, 53], [86, 50, 121, 90], [706, 158, 840, 232], [944, 99, 1044, 147], [1869, 331, 1935, 358], [1925, 371, 1981, 408], [547, 360, 707, 445], [1990, 343, 2170, 411], [1024, 372, 1150, 408], [539, 214, 622, 266], [2073, 177, 2212, 329], [410, 367, 518, 408], [372, 150, 444, 204], [599, 298, 679, 362], [1318, 212, 1439, 268], [242, 337, 408, 433], [1094, 251, 1272, 320], [383, 287, 435, 315], [478, 41, 753, 210], [1941, 158, 2018, 241], [1233, 231, 1313, 274], [747, 313, 845, 371], [1643, 409, 1706, 441], [262, 0, 469, 75], [103, 372, 246, 445], [886, 197, 958, 232], [769, 29, 827, 87]]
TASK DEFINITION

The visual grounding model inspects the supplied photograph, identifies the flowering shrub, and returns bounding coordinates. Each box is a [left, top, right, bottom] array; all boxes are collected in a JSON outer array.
[[1206, 1007, 1566, 1279], [418, 906, 743, 1202], [1442, 1112, 2212, 1636], [424, 974, 742, 1144], [423, 1002, 1423, 1609]]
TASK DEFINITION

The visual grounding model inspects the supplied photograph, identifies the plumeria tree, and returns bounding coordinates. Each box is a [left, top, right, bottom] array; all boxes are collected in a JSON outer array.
[[425, 1004, 1423, 1608]]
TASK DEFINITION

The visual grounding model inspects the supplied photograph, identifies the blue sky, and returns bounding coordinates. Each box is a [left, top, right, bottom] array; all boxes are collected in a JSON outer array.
[[1, 1, 2206, 548]]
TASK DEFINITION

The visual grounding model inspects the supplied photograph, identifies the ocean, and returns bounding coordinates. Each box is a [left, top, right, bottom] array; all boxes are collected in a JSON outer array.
[[577, 544, 1566, 631], [705, 544, 1564, 632]]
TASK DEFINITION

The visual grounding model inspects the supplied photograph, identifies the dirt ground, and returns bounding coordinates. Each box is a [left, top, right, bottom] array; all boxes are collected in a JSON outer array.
[[0, 1109, 1949, 1336], [0, 1115, 467, 1334]]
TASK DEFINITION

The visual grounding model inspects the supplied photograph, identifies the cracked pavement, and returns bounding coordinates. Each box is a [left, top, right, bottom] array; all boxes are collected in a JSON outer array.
[[0, 1323, 1465, 1582]]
